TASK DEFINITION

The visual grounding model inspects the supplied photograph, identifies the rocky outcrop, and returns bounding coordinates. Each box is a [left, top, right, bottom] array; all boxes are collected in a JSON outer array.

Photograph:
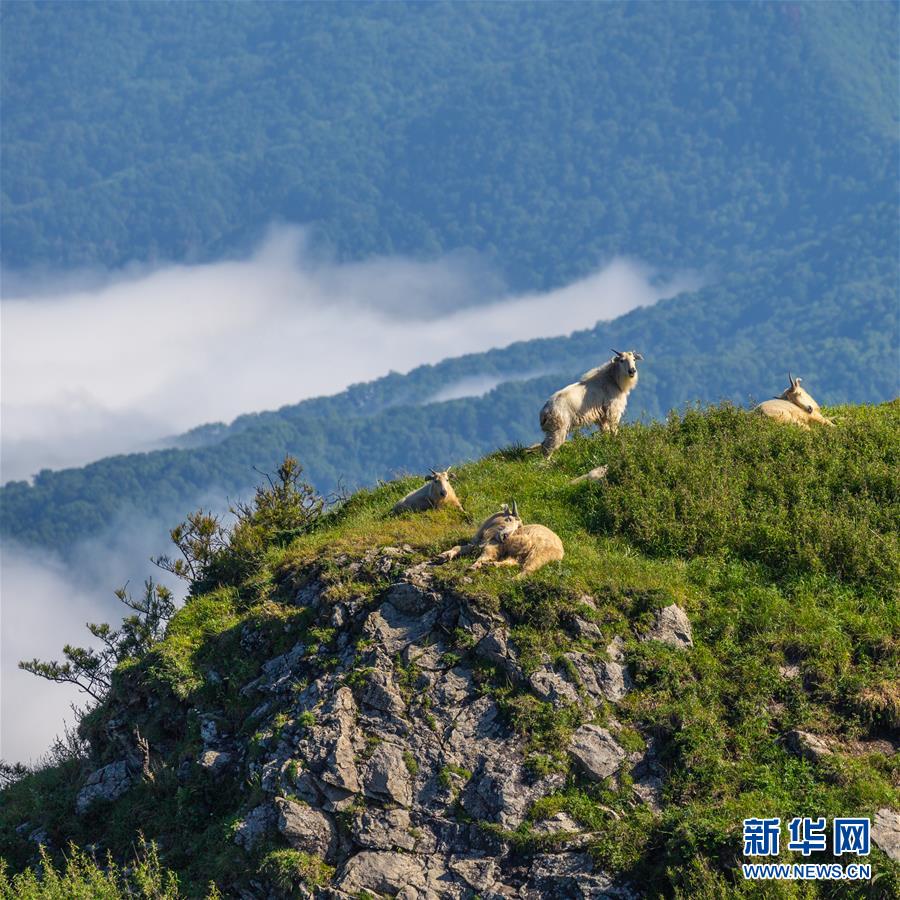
[[642, 603, 693, 649], [75, 760, 135, 815], [872, 807, 900, 862], [276, 797, 337, 859], [568, 725, 626, 782], [71, 547, 643, 897]]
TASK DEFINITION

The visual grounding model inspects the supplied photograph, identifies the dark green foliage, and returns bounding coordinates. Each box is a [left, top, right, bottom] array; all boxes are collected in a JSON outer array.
[[18, 580, 175, 703], [1, 3, 896, 286]]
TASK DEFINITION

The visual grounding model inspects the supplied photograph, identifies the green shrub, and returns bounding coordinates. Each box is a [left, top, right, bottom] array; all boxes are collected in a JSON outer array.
[[259, 849, 334, 894], [0, 837, 183, 899]]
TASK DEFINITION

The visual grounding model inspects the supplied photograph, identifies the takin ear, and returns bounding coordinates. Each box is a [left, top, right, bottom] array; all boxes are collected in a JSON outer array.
[[634, 352, 644, 361]]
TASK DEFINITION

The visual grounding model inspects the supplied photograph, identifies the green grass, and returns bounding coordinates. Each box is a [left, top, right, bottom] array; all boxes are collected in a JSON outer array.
[[2, 402, 898, 897]]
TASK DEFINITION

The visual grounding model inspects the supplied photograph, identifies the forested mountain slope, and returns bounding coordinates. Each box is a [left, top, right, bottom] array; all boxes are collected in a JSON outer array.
[[1, 1, 897, 555], [2, 2, 896, 287]]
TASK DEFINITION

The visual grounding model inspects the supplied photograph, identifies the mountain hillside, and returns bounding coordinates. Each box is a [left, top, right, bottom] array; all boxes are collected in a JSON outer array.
[[2, 403, 898, 897], [3, 207, 896, 555]]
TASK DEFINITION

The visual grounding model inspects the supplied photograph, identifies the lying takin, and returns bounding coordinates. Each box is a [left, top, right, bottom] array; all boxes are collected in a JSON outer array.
[[391, 468, 463, 514], [779, 372, 824, 415], [438, 501, 564, 575], [437, 502, 520, 562], [470, 509, 564, 576], [539, 349, 643, 457], [754, 374, 835, 429]]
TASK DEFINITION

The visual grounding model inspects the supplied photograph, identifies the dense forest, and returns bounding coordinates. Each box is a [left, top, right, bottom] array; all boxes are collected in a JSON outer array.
[[2, 2, 896, 287], [1, 1, 897, 554]]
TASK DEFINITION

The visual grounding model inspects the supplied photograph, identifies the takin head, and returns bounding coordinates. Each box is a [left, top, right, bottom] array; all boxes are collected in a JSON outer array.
[[427, 468, 462, 509], [475, 500, 523, 544], [779, 372, 821, 414], [608, 348, 644, 389]]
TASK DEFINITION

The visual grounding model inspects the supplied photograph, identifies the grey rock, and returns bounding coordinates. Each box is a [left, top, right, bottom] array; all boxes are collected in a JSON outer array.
[[198, 749, 232, 777], [785, 729, 832, 764], [569, 616, 603, 640], [275, 797, 336, 860], [632, 774, 664, 812], [352, 807, 419, 851], [364, 742, 413, 807], [532, 811, 583, 836], [568, 726, 626, 782], [199, 716, 219, 745], [386, 581, 438, 615], [529, 667, 580, 706], [525, 853, 636, 899], [297, 686, 361, 794], [476, 629, 524, 684], [461, 749, 563, 829], [260, 641, 306, 691], [233, 803, 275, 851], [75, 760, 133, 815], [447, 697, 504, 768], [449, 855, 498, 892], [872, 807, 900, 862], [566, 645, 633, 704], [336, 850, 427, 896], [361, 661, 407, 717], [364, 602, 437, 655], [643, 604, 693, 649]]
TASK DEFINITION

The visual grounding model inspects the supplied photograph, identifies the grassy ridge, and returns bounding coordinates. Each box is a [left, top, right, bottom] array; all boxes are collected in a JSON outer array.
[[1, 402, 898, 897]]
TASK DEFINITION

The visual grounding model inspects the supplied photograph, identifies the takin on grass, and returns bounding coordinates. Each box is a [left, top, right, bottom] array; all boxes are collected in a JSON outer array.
[[391, 468, 463, 514], [439, 501, 564, 576], [538, 349, 644, 456], [755, 373, 835, 429]]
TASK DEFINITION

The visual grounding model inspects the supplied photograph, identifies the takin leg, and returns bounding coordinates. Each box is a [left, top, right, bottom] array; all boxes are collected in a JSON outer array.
[[541, 428, 567, 458], [469, 543, 503, 570], [479, 557, 520, 569], [517, 550, 556, 576]]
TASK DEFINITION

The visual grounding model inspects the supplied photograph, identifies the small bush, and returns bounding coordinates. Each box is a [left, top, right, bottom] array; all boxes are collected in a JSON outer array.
[[0, 837, 183, 899], [260, 849, 334, 893]]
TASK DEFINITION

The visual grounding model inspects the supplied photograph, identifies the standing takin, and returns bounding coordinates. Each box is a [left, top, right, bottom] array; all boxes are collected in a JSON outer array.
[[391, 469, 463, 514], [539, 350, 643, 456], [754, 373, 835, 429]]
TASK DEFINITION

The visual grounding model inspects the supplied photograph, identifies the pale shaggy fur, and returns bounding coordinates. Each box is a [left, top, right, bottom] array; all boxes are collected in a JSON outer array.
[[755, 374, 834, 429], [391, 469, 463, 515], [539, 350, 643, 457], [470, 521, 564, 576], [437, 503, 520, 562]]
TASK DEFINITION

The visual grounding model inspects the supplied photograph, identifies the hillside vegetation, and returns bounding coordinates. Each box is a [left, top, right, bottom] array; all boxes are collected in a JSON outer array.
[[2, 402, 898, 897], [2, 3, 895, 283]]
